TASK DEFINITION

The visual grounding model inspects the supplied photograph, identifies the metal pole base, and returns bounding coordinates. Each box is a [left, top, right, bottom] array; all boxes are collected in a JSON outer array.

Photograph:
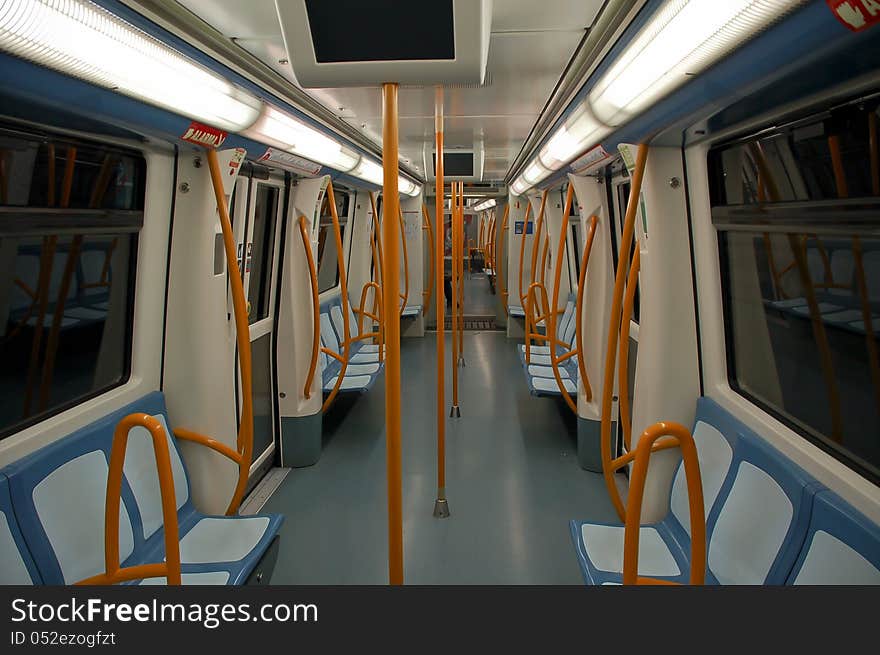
[[432, 498, 450, 518], [449, 405, 461, 418]]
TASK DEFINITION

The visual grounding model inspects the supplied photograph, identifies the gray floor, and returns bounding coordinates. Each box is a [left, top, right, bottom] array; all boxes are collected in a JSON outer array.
[[462, 271, 497, 315], [262, 331, 618, 584]]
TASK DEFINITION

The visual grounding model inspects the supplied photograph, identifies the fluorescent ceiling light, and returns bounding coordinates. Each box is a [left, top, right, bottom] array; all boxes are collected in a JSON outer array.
[[589, 0, 808, 126], [474, 198, 496, 212], [351, 157, 383, 185], [0, 0, 262, 132], [245, 106, 359, 171], [538, 105, 610, 170], [510, 177, 529, 196], [522, 159, 551, 186]]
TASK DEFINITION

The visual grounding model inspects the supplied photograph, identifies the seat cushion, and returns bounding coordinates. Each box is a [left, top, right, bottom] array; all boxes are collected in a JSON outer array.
[[531, 376, 576, 395], [570, 520, 688, 585], [177, 516, 271, 565]]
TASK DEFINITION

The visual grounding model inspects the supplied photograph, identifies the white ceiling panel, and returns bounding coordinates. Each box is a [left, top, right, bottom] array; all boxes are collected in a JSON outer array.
[[172, 0, 598, 183], [491, 0, 604, 32]]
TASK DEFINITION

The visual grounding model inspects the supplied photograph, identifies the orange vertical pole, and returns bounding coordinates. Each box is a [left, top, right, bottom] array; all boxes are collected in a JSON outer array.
[[457, 182, 465, 365], [451, 181, 460, 416], [434, 89, 450, 516], [499, 204, 510, 312], [382, 83, 404, 585]]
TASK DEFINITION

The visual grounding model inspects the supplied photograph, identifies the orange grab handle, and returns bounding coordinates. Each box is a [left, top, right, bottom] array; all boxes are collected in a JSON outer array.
[[299, 215, 321, 400], [498, 204, 510, 310], [549, 184, 577, 413], [422, 203, 434, 315], [77, 414, 182, 585], [576, 215, 599, 402], [207, 147, 253, 516], [623, 421, 706, 586], [517, 201, 533, 310], [358, 280, 384, 363], [600, 143, 648, 522], [526, 191, 549, 307], [398, 205, 409, 317], [322, 181, 352, 413], [369, 191, 385, 287], [618, 247, 640, 451]]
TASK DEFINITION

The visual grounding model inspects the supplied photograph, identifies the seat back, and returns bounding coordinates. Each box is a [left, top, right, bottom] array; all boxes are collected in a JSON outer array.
[[320, 309, 341, 355], [668, 398, 737, 539], [3, 392, 193, 584], [0, 474, 41, 584], [704, 424, 818, 585], [787, 490, 880, 585]]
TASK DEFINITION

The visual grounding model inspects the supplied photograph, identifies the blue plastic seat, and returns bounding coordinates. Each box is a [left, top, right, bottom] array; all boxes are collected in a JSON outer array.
[[2, 392, 282, 585], [319, 300, 383, 395], [570, 397, 819, 585], [786, 490, 880, 584], [0, 474, 42, 584]]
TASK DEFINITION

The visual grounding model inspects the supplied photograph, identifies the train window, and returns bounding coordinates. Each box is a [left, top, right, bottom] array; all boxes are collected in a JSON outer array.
[[317, 221, 342, 293], [247, 184, 279, 323], [0, 129, 142, 439], [711, 100, 880, 482]]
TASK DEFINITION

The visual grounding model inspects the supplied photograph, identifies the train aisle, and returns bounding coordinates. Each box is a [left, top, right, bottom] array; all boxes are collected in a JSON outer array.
[[262, 330, 618, 584]]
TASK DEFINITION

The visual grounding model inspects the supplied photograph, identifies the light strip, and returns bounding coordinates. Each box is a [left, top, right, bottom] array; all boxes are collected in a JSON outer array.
[[474, 198, 496, 212], [244, 105, 360, 172], [589, 0, 808, 126], [0, 0, 262, 132]]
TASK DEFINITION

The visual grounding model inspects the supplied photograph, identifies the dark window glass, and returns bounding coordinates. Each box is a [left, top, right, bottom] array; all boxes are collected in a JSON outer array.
[[316, 190, 348, 294], [247, 184, 278, 323], [617, 182, 640, 323], [0, 129, 142, 439], [711, 101, 880, 481]]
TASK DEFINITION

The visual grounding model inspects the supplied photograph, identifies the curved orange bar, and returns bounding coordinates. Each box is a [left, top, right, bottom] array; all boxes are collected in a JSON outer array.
[[618, 247, 640, 451], [576, 216, 598, 402], [600, 143, 648, 522], [322, 181, 352, 413], [77, 413, 181, 585], [206, 148, 253, 516], [398, 205, 409, 317], [549, 185, 577, 413], [498, 204, 510, 311], [174, 427, 242, 463], [298, 215, 321, 399], [422, 204, 434, 315], [526, 191, 549, 310], [517, 201, 533, 311], [623, 421, 706, 586]]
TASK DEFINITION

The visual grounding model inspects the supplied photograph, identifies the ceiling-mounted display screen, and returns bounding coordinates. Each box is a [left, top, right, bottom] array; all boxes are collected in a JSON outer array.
[[304, 0, 455, 63], [434, 152, 474, 177]]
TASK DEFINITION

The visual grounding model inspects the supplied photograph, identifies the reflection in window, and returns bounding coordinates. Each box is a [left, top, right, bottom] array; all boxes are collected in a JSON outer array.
[[0, 130, 141, 438], [712, 99, 880, 480]]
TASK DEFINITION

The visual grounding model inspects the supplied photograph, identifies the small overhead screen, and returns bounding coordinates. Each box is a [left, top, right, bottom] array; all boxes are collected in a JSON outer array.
[[434, 152, 474, 177], [305, 0, 455, 63]]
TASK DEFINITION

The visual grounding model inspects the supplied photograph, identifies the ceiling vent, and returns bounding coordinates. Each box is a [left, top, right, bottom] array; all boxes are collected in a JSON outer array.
[[276, 0, 492, 87]]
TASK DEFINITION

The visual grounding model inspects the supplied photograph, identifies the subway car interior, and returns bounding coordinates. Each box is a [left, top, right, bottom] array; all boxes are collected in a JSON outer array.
[[0, 0, 879, 587]]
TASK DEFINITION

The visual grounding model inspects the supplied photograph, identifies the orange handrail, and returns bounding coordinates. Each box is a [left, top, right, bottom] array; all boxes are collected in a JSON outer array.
[[549, 184, 578, 413], [517, 201, 533, 312], [498, 204, 510, 311], [381, 82, 404, 585], [356, 280, 384, 358], [206, 147, 253, 515], [623, 421, 706, 585], [618, 247, 640, 450], [576, 215, 599, 402], [457, 183, 465, 359], [369, 191, 385, 288], [321, 181, 352, 413], [77, 413, 181, 585], [422, 203, 434, 315], [526, 191, 549, 310], [299, 215, 320, 399], [600, 142, 648, 521], [398, 205, 409, 317]]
